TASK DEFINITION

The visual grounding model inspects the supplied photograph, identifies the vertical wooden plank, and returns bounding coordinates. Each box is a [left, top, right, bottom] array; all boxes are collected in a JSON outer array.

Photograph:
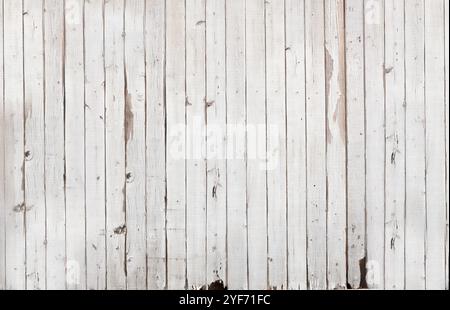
[[147, 0, 167, 288], [226, 0, 247, 289], [0, 0, 5, 290], [305, 0, 326, 290], [345, 0, 366, 290], [384, 0, 405, 290], [206, 0, 227, 286], [325, 0, 347, 290], [405, 0, 425, 290], [444, 0, 449, 292], [23, 0, 46, 290], [265, 0, 287, 290], [245, 0, 267, 290], [364, 0, 385, 289], [84, 0, 106, 290], [3, 0, 25, 290], [104, 0, 126, 290], [145, 0, 166, 290], [64, 0, 85, 290], [185, 0, 207, 289], [285, 0, 306, 290], [44, 0, 66, 289], [166, 0, 186, 290], [124, 0, 146, 290], [424, 0, 446, 290]]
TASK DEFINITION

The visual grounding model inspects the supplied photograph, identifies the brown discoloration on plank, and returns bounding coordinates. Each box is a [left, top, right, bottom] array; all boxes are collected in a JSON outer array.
[[125, 93, 134, 145], [336, 4, 346, 144], [325, 47, 334, 144]]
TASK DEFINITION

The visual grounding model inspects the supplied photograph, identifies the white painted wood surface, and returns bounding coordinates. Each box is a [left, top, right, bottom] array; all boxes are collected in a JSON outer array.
[[384, 0, 405, 290], [424, 0, 447, 290], [64, 0, 86, 290], [104, 0, 126, 290], [0, 0, 448, 290], [364, 0, 385, 290], [405, 0, 426, 290], [226, 0, 247, 290], [285, 0, 306, 290], [245, 0, 267, 290], [305, 0, 327, 290], [325, 0, 346, 290], [23, 0, 46, 290]]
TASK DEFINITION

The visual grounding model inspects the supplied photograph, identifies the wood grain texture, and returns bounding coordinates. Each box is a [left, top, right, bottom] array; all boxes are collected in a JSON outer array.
[[245, 0, 267, 290], [124, 0, 146, 290], [0, 0, 448, 290], [345, 0, 366, 290], [305, 0, 327, 290], [84, 0, 107, 290], [165, 0, 186, 290], [265, 0, 287, 290], [104, 0, 126, 290], [424, 0, 446, 290], [23, 0, 46, 290], [364, 0, 385, 290], [325, 0, 347, 290], [405, 0, 426, 290], [285, 0, 307, 290], [64, 0, 86, 290], [43, 0, 66, 289], [226, 0, 247, 290], [185, 0, 207, 289], [4, 0, 25, 290], [145, 0, 166, 290], [206, 0, 227, 287], [384, 0, 405, 290]]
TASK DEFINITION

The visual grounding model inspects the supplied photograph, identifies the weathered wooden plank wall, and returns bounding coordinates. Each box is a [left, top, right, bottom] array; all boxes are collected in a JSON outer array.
[[0, 0, 448, 290]]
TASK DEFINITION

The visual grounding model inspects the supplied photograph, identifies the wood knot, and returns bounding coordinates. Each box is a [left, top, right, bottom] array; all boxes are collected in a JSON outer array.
[[113, 225, 127, 235]]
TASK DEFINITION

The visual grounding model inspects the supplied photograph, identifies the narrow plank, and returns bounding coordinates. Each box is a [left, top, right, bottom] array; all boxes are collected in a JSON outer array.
[[384, 0, 405, 290], [305, 0, 327, 290], [364, 0, 385, 289], [3, 0, 25, 290], [424, 0, 446, 290], [324, 0, 347, 290], [145, 0, 166, 290], [405, 0, 425, 290], [345, 0, 366, 290], [124, 0, 146, 290], [206, 0, 227, 286], [84, 0, 106, 290], [226, 0, 248, 289], [165, 0, 186, 290], [64, 0, 86, 290], [285, 0, 307, 291], [245, 0, 267, 290], [444, 0, 449, 291], [185, 0, 207, 289], [265, 0, 287, 290], [284, 0, 307, 291], [0, 0, 5, 290], [44, 0, 66, 289], [23, 0, 46, 290], [285, 0, 307, 290], [104, 0, 126, 290]]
